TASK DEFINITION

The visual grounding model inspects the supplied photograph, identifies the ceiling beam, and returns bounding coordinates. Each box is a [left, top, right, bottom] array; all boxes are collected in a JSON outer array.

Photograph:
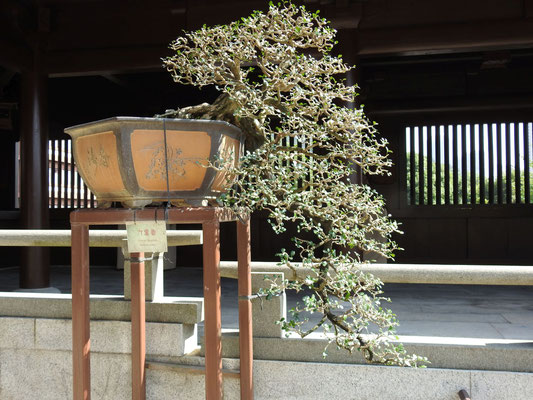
[[358, 19, 533, 56], [101, 74, 131, 88], [43, 7, 533, 76], [367, 94, 533, 117], [46, 45, 169, 77]]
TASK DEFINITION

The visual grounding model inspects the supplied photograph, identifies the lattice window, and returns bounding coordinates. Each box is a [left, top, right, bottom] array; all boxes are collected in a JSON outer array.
[[406, 123, 533, 205], [48, 139, 96, 208], [14, 140, 96, 209]]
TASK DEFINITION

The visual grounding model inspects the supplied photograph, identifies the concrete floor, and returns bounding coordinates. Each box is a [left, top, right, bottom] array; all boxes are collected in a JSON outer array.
[[1, 265, 532, 342]]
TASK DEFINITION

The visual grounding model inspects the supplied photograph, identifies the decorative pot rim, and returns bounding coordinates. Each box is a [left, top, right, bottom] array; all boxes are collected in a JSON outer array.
[[65, 116, 243, 141]]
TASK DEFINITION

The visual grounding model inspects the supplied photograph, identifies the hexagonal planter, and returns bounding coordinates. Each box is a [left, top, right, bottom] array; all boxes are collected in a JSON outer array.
[[65, 116, 244, 208]]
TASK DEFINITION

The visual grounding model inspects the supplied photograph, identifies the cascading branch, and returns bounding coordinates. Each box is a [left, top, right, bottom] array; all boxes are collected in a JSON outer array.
[[162, 1, 427, 367]]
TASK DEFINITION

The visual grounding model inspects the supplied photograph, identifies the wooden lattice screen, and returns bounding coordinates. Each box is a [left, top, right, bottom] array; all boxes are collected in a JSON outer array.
[[406, 122, 532, 205], [48, 139, 96, 208]]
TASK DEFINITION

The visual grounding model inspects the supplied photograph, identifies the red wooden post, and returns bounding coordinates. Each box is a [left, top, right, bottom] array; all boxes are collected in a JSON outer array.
[[237, 218, 253, 399], [130, 252, 146, 400], [71, 223, 91, 400], [69, 208, 249, 400], [202, 220, 223, 400]]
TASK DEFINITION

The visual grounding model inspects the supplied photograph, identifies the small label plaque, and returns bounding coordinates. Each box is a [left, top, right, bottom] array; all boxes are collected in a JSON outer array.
[[126, 221, 168, 253]]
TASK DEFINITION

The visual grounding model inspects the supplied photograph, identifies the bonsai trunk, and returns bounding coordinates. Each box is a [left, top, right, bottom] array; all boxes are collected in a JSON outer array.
[[158, 93, 265, 151]]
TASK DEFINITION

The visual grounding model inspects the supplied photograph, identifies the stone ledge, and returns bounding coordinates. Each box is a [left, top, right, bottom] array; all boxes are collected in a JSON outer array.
[[0, 349, 132, 400], [39, 319, 197, 356], [146, 360, 240, 379], [0, 317, 35, 350], [0, 293, 203, 324], [219, 261, 533, 285], [250, 360, 533, 400], [0, 317, 198, 357], [212, 332, 533, 373], [0, 229, 202, 247], [144, 357, 533, 400], [1, 349, 532, 399]]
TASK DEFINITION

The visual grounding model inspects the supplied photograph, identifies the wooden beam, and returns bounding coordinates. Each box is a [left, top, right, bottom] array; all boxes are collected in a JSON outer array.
[[367, 94, 533, 117], [325, 4, 362, 30], [358, 19, 533, 56], [40, 3, 533, 76], [186, 1, 267, 29], [46, 45, 170, 77], [45, 0, 186, 50], [359, 0, 523, 29]]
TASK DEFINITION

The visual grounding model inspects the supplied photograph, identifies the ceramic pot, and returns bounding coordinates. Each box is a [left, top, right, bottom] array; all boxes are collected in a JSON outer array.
[[65, 117, 244, 208]]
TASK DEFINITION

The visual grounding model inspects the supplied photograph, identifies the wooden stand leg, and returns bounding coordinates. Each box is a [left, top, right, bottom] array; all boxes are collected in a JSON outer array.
[[237, 219, 253, 400], [202, 221, 222, 400], [71, 223, 90, 400], [131, 252, 146, 400]]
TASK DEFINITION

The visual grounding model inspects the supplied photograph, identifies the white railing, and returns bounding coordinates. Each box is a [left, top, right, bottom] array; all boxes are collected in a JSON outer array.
[[0, 229, 202, 248], [220, 261, 533, 286]]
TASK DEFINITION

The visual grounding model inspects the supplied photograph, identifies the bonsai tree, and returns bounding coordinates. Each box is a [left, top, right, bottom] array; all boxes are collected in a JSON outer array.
[[161, 1, 426, 367]]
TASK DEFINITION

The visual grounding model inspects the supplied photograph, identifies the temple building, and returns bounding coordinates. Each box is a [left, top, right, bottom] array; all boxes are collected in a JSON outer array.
[[1, 0, 532, 289]]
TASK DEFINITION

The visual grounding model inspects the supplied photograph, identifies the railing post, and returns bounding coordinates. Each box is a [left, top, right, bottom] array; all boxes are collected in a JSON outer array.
[[251, 272, 286, 338]]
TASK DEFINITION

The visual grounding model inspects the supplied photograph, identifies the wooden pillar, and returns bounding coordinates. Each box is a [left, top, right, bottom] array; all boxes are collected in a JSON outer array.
[[19, 41, 49, 288]]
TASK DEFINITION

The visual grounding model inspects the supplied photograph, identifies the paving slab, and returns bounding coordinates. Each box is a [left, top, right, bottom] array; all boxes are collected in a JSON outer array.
[[394, 311, 508, 323], [395, 320, 505, 338], [502, 312, 533, 324], [490, 323, 533, 340]]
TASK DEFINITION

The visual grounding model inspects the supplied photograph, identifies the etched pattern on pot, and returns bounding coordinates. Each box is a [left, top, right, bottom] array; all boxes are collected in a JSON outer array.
[[75, 131, 126, 194], [130, 129, 210, 192]]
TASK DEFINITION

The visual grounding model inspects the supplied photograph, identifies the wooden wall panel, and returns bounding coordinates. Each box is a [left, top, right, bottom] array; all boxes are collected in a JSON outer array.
[[394, 215, 533, 264], [507, 217, 533, 258], [395, 218, 468, 262], [467, 218, 508, 261]]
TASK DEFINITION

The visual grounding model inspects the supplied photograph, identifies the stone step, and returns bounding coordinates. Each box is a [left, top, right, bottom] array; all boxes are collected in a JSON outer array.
[[143, 356, 533, 400], [0, 316, 199, 357], [199, 331, 533, 373], [0, 292, 203, 324], [146, 359, 240, 379]]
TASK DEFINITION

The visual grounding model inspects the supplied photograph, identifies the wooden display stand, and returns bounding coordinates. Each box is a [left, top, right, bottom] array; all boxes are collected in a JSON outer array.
[[70, 207, 253, 400]]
